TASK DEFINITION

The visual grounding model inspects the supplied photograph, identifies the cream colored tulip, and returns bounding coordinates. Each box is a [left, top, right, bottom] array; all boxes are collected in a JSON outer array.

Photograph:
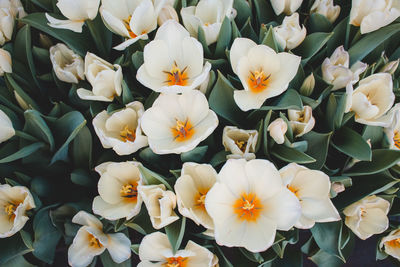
[[350, 0, 400, 34], [141, 90, 218, 154], [230, 38, 301, 111], [136, 20, 211, 93], [50, 44, 84, 84], [270, 0, 303, 15], [0, 0, 26, 18], [380, 229, 400, 260], [322, 46, 367, 91], [0, 184, 35, 238], [157, 4, 179, 26], [279, 163, 340, 229], [343, 195, 390, 240], [222, 126, 258, 160], [274, 13, 306, 50], [92, 101, 148, 155], [138, 184, 179, 229], [175, 162, 217, 229], [138, 232, 218, 266], [288, 105, 315, 137], [0, 0, 26, 45], [345, 73, 395, 127], [46, 0, 100, 33], [310, 0, 341, 23], [181, 0, 235, 45], [267, 118, 287, 144], [0, 109, 15, 143], [92, 161, 143, 220], [77, 52, 122, 102], [0, 48, 11, 75], [383, 104, 400, 158], [205, 159, 301, 252], [299, 73, 315, 96], [68, 211, 131, 267]]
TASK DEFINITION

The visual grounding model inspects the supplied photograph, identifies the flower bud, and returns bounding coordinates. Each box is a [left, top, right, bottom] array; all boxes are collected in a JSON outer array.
[[299, 73, 315, 96], [14, 91, 29, 110], [270, 0, 303, 15], [157, 5, 179, 26], [0, 48, 12, 76], [310, 0, 340, 23], [267, 118, 287, 144], [50, 43, 84, 84], [380, 59, 399, 75], [273, 13, 306, 50], [39, 33, 53, 49]]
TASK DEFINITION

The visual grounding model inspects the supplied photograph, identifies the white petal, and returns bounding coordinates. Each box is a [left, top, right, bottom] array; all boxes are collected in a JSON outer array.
[[230, 38, 257, 74], [107, 233, 132, 263], [77, 88, 113, 102], [139, 232, 172, 262], [45, 14, 84, 33], [72, 211, 103, 229]]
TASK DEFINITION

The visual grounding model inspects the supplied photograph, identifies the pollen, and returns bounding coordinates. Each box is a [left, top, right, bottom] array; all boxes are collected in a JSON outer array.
[[247, 70, 271, 93], [394, 131, 400, 149], [120, 125, 136, 142], [165, 256, 188, 267], [171, 118, 194, 142], [287, 185, 300, 198], [235, 140, 247, 153], [120, 183, 138, 202], [194, 190, 208, 210], [4, 203, 16, 217], [88, 233, 103, 249], [233, 193, 262, 222], [123, 16, 137, 39], [164, 61, 189, 86], [387, 238, 400, 248]]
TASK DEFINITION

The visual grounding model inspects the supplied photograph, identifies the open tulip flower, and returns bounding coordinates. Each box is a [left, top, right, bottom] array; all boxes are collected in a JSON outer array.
[[380, 229, 400, 260], [0, 109, 15, 143], [270, 0, 303, 15], [49, 43, 84, 84]]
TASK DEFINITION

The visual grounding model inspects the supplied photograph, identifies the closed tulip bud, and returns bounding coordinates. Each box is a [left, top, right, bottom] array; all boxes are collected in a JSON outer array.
[[267, 118, 288, 144], [0, 48, 11, 75], [270, 0, 303, 15], [300, 73, 315, 96], [50, 44, 84, 84], [310, 0, 341, 23], [274, 13, 306, 50], [380, 59, 399, 75]]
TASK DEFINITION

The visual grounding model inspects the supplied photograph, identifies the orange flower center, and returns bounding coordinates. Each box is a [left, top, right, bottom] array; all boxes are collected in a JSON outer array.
[[164, 62, 189, 86], [120, 125, 136, 142], [171, 119, 194, 142], [233, 193, 262, 222], [194, 189, 208, 211], [120, 183, 138, 202], [287, 185, 300, 198], [394, 131, 400, 149], [4, 203, 16, 217], [387, 238, 400, 248], [247, 70, 271, 93], [164, 256, 188, 267], [88, 233, 103, 249], [235, 140, 247, 153], [123, 16, 138, 39]]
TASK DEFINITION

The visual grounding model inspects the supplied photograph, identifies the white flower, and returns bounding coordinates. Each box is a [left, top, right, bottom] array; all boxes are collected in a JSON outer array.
[[230, 38, 301, 111], [0, 184, 35, 238], [93, 102, 148, 155], [181, 0, 235, 45], [343, 195, 390, 240], [68, 211, 131, 267], [322, 46, 367, 91], [288, 105, 315, 137], [174, 162, 217, 229], [0, 0, 26, 18], [92, 161, 143, 220], [136, 19, 211, 94], [380, 59, 399, 75], [279, 163, 341, 229], [380, 229, 400, 260], [0, 109, 15, 143], [138, 232, 217, 266], [384, 104, 400, 153], [157, 4, 179, 26], [267, 118, 287, 144], [49, 43, 84, 84], [0, 0, 26, 45], [0, 48, 11, 75], [310, 0, 341, 23], [46, 0, 100, 33], [350, 0, 400, 34], [100, 0, 160, 51], [345, 73, 395, 127], [205, 159, 301, 252], [270, 0, 303, 15], [141, 90, 218, 154], [222, 126, 258, 160], [137, 184, 179, 229], [299, 73, 315, 96], [77, 52, 122, 102], [273, 13, 306, 50]]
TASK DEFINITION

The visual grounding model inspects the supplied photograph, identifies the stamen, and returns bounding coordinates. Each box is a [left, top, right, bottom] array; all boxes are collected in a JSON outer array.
[[120, 125, 136, 142], [164, 62, 189, 86], [171, 118, 194, 142], [247, 70, 271, 93]]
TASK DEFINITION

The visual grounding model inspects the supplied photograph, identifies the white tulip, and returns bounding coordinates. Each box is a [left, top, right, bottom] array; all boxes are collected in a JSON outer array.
[[138, 232, 218, 266], [136, 20, 211, 94], [0, 0, 26, 45], [380, 229, 400, 260], [230, 38, 301, 111], [0, 109, 15, 143], [288, 105, 315, 137], [0, 0, 26, 18], [92, 161, 143, 220], [273, 13, 306, 50], [157, 4, 179, 26], [46, 0, 100, 33], [100, 0, 160, 50], [270, 0, 303, 15], [267, 118, 287, 144], [77, 52, 122, 102], [0, 48, 11, 75], [141, 90, 218, 154], [222, 126, 258, 160], [0, 184, 35, 238], [50, 44, 84, 84], [279, 163, 341, 229], [299, 73, 315, 96], [345, 73, 395, 127], [174, 163, 217, 229], [92, 102, 148, 155], [137, 184, 179, 229], [205, 159, 301, 252], [310, 0, 341, 23], [68, 211, 131, 267], [380, 59, 399, 75], [181, 0, 235, 45], [350, 0, 400, 34], [343, 195, 390, 240], [322, 46, 367, 91]]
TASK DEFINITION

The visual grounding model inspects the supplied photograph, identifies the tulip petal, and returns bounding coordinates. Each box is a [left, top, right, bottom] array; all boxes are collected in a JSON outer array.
[[45, 14, 84, 33], [107, 233, 132, 263]]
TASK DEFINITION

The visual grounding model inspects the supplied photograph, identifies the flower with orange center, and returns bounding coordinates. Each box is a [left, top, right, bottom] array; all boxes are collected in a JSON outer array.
[[222, 126, 258, 160], [380, 229, 400, 260], [165, 256, 188, 267], [164, 62, 189, 86], [92, 161, 144, 220], [384, 104, 400, 162], [172, 119, 194, 142], [205, 159, 301, 252]]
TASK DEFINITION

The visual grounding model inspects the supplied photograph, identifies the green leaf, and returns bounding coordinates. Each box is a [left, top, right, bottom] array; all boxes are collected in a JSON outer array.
[[253, 0, 275, 25], [325, 94, 337, 130], [215, 17, 232, 58], [131, 51, 144, 70], [262, 110, 272, 157], [239, 248, 264, 263], [271, 144, 316, 164], [293, 32, 333, 65], [233, 0, 252, 27], [1, 255, 36, 267], [327, 16, 350, 54], [302, 131, 332, 170], [24, 110, 55, 150], [308, 13, 332, 33], [0, 142, 45, 163], [121, 80, 134, 105], [240, 18, 258, 42], [181, 145, 208, 163], [0, 234, 33, 265], [332, 127, 372, 161], [210, 150, 229, 167], [165, 217, 186, 254], [100, 250, 131, 267], [71, 169, 94, 187], [334, 93, 347, 129], [85, 15, 113, 59], [125, 223, 147, 235], [197, 26, 212, 58], [344, 149, 400, 176], [4, 73, 40, 111], [261, 25, 280, 52], [311, 221, 345, 262], [138, 165, 173, 191], [72, 125, 92, 168]]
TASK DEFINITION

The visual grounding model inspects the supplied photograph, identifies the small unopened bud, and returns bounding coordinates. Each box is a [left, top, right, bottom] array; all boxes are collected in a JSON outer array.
[[157, 5, 179, 26], [14, 91, 29, 110], [300, 73, 315, 96], [39, 33, 53, 49], [380, 59, 399, 75]]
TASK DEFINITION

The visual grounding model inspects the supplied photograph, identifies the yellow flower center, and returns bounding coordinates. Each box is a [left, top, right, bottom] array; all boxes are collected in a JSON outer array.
[[88, 233, 103, 248], [387, 238, 400, 248], [247, 70, 271, 93], [394, 131, 400, 149], [164, 256, 188, 267], [287, 185, 300, 198], [171, 118, 194, 142], [123, 16, 138, 39], [120, 183, 138, 202], [4, 203, 16, 216], [233, 193, 262, 222], [164, 61, 189, 86], [235, 140, 247, 153], [194, 189, 208, 211], [120, 125, 136, 142]]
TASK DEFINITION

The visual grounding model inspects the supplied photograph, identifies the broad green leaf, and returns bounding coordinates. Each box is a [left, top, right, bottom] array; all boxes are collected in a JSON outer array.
[[239, 248, 264, 263], [240, 18, 258, 42], [0, 142, 45, 163], [325, 93, 337, 130], [215, 17, 232, 58], [24, 110, 55, 150], [309, 249, 345, 267], [210, 150, 229, 167], [71, 169, 94, 187], [121, 80, 134, 105], [125, 223, 147, 235], [332, 127, 372, 161], [327, 16, 350, 54], [0, 234, 33, 265], [4, 73, 40, 111], [100, 250, 131, 267], [165, 217, 186, 254], [293, 32, 333, 65], [253, 0, 275, 25], [1, 255, 35, 267], [233, 0, 252, 27], [261, 25, 280, 52], [131, 51, 144, 70], [30, 0, 52, 10], [198, 26, 212, 58], [72, 125, 92, 168], [308, 13, 332, 33], [311, 221, 345, 262], [85, 15, 113, 59], [362, 125, 384, 148], [262, 110, 272, 157], [181, 145, 208, 163], [271, 144, 316, 164], [138, 165, 173, 191], [334, 93, 347, 129]]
